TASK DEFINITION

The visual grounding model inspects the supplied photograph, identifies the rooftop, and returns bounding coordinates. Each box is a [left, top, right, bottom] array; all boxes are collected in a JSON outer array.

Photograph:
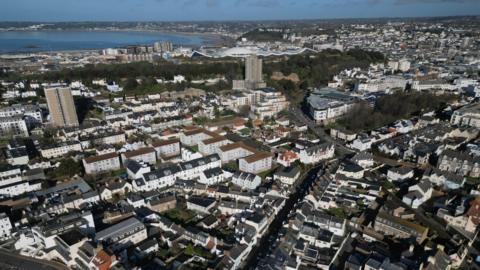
[[84, 152, 118, 164], [242, 151, 273, 163]]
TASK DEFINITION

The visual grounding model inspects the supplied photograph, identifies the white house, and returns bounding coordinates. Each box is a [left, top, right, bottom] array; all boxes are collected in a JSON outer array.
[[294, 141, 335, 164], [133, 165, 179, 192], [198, 167, 225, 185], [178, 154, 222, 180], [350, 135, 374, 151], [276, 150, 299, 167], [402, 180, 433, 209], [422, 168, 466, 190], [231, 171, 261, 190], [350, 152, 374, 169], [224, 244, 250, 270], [0, 213, 12, 240], [125, 160, 151, 180], [274, 166, 301, 186], [126, 193, 147, 209], [181, 147, 203, 161], [336, 162, 364, 179], [99, 179, 132, 201], [387, 166, 414, 182], [392, 120, 414, 134]]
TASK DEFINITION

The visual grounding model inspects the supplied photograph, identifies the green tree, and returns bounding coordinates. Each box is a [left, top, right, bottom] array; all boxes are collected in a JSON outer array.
[[124, 78, 138, 90], [54, 158, 83, 179]]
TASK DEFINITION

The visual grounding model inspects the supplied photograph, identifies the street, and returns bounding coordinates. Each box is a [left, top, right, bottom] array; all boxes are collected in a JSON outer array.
[[242, 165, 324, 269], [288, 105, 355, 158]]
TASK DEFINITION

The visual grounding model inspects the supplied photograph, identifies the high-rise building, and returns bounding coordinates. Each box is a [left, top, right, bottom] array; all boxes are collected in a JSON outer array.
[[232, 54, 266, 90], [154, 41, 173, 52], [245, 55, 263, 83], [44, 87, 79, 127]]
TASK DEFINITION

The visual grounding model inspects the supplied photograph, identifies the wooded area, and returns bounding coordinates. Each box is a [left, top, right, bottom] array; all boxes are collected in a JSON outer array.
[[3, 49, 385, 99], [337, 92, 457, 132]]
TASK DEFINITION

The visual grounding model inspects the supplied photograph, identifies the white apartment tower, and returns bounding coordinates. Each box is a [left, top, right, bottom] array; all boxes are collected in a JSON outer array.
[[245, 55, 265, 89]]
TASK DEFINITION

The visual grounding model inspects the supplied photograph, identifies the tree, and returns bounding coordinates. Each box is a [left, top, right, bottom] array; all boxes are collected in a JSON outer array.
[[124, 78, 139, 90], [54, 158, 83, 179], [238, 105, 251, 117], [338, 92, 456, 132]]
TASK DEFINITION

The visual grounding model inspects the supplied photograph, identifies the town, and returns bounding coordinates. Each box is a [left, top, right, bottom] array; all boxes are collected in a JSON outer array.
[[0, 16, 479, 270]]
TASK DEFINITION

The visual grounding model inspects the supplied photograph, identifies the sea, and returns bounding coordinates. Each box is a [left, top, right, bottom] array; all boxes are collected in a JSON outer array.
[[0, 30, 215, 54]]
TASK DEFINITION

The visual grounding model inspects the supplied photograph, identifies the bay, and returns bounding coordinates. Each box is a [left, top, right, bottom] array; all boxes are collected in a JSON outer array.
[[0, 30, 214, 53]]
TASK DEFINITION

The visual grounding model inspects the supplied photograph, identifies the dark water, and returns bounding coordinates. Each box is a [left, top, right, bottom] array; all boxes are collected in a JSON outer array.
[[0, 30, 213, 53]]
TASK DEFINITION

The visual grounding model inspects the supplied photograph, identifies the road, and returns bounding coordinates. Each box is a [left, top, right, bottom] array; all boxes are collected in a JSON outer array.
[[288, 105, 355, 158], [0, 249, 68, 270], [242, 165, 324, 269]]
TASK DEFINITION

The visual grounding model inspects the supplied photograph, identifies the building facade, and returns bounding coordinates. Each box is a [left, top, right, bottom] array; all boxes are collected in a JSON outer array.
[[83, 152, 121, 175], [44, 87, 79, 127]]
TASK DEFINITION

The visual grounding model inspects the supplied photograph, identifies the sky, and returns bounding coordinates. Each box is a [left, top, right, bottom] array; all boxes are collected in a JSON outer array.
[[2, 0, 480, 21]]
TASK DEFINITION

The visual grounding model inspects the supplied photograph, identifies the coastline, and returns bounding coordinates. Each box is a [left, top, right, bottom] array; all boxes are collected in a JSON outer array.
[[0, 28, 228, 38], [0, 29, 233, 55]]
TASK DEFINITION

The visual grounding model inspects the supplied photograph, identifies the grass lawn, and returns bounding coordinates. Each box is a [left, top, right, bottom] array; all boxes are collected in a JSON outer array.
[[258, 165, 278, 179], [188, 145, 199, 153], [0, 138, 10, 147], [156, 248, 171, 260], [185, 244, 214, 259], [327, 207, 347, 219], [224, 161, 239, 171], [239, 128, 251, 136], [467, 177, 480, 185], [163, 208, 196, 223]]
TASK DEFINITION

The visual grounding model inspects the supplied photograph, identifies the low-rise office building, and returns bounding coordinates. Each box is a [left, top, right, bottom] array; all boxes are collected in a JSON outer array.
[[121, 147, 157, 165], [239, 151, 273, 174], [0, 116, 29, 137], [198, 136, 232, 156], [151, 138, 181, 159], [40, 141, 83, 159], [83, 152, 120, 175], [307, 88, 356, 123]]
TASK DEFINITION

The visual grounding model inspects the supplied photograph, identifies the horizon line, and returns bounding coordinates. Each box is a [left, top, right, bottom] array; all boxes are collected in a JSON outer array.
[[1, 14, 479, 24]]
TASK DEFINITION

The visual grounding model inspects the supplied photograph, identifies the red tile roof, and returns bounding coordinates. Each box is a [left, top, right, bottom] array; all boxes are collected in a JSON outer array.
[[123, 147, 155, 158], [242, 151, 273, 163], [84, 152, 118, 164]]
